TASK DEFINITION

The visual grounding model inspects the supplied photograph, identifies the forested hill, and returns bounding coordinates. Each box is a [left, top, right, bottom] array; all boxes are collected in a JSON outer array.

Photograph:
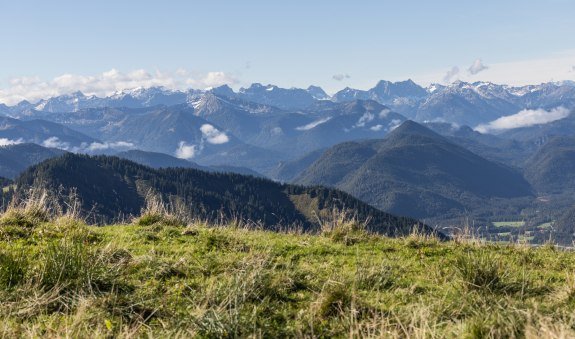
[[14, 153, 442, 238], [294, 121, 533, 219]]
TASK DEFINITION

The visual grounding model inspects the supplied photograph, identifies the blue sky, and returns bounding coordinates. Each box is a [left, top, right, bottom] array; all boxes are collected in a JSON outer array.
[[1, 0, 574, 103]]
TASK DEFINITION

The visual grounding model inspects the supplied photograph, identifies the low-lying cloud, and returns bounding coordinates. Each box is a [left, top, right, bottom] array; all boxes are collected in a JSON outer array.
[[0, 138, 23, 147], [296, 117, 332, 131], [468, 59, 488, 75], [41, 136, 135, 153], [174, 124, 229, 160], [86, 141, 135, 152], [475, 107, 571, 134], [354, 112, 375, 128], [0, 69, 240, 105], [42, 137, 70, 150], [200, 124, 229, 144], [175, 141, 198, 160]]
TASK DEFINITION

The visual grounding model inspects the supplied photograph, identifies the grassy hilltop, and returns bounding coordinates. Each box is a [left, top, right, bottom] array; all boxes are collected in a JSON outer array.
[[1, 196, 575, 337]]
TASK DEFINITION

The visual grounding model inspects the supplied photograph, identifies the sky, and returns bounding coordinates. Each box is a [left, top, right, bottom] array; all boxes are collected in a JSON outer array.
[[1, 0, 574, 104]]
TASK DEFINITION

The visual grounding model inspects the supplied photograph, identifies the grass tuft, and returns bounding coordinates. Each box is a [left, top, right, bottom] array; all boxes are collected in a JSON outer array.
[[454, 250, 511, 293], [318, 208, 369, 245]]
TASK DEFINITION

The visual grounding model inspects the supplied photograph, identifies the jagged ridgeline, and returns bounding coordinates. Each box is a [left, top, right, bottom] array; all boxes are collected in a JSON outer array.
[[14, 153, 441, 237]]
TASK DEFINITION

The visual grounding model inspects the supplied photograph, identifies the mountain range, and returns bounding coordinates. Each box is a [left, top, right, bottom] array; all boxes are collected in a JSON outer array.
[[1, 79, 575, 241]]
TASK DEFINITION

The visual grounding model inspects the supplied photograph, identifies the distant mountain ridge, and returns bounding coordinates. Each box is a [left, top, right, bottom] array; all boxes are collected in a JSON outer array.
[[4, 80, 574, 128]]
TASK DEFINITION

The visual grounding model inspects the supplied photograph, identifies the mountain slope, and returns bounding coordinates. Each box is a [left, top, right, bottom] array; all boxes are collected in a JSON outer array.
[[295, 121, 533, 219], [0, 143, 66, 179], [0, 116, 98, 149], [523, 137, 575, 194], [14, 153, 441, 237]]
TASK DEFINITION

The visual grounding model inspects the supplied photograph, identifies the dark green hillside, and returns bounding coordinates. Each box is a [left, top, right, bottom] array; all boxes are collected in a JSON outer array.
[[296, 121, 533, 219], [0, 143, 65, 179], [15, 154, 439, 237], [524, 136, 575, 194]]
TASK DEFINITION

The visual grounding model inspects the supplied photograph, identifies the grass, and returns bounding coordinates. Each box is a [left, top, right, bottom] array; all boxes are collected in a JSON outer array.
[[1, 201, 575, 336], [493, 221, 526, 228]]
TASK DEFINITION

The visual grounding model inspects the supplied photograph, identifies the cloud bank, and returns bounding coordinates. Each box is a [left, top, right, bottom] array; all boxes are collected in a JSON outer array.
[[0, 69, 240, 105], [475, 107, 571, 133]]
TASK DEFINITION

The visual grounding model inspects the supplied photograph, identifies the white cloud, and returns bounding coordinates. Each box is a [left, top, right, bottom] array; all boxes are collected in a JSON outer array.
[[468, 59, 488, 75], [187, 72, 239, 89], [0, 138, 23, 146], [271, 127, 283, 135], [86, 141, 135, 152], [354, 112, 375, 127], [200, 124, 229, 144], [379, 108, 391, 118], [296, 117, 332, 131], [370, 124, 383, 131], [475, 107, 571, 134], [332, 73, 351, 81], [175, 141, 198, 160], [42, 137, 70, 149], [40, 137, 135, 153], [0, 69, 240, 105], [443, 66, 460, 83]]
